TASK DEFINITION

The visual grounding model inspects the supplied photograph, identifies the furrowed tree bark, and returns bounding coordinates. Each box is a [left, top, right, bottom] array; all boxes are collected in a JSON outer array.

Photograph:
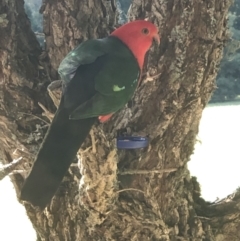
[[1, 0, 239, 240]]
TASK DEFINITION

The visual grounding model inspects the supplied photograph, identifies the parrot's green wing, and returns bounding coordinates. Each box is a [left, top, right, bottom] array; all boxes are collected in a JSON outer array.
[[58, 39, 107, 84], [69, 37, 140, 120]]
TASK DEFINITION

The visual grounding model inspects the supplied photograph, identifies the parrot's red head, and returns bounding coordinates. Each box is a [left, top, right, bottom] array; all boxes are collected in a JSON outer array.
[[111, 20, 160, 69]]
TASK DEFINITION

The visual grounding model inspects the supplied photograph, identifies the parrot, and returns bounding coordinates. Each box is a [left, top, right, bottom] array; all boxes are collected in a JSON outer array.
[[20, 20, 160, 210]]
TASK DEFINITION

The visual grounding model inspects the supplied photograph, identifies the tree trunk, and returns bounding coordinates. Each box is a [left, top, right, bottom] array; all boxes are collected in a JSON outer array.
[[1, 0, 239, 240]]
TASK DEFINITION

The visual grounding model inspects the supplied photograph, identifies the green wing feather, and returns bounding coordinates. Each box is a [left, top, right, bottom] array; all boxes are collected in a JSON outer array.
[[59, 37, 140, 120], [70, 38, 140, 120], [58, 39, 107, 83]]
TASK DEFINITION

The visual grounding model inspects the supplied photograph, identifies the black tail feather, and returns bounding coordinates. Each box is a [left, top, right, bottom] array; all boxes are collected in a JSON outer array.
[[20, 106, 96, 209]]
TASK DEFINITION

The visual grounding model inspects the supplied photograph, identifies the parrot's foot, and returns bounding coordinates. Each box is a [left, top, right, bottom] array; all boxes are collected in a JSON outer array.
[[98, 113, 113, 123]]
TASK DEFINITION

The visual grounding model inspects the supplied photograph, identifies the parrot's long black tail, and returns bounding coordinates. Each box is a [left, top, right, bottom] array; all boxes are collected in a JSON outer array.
[[20, 104, 96, 210]]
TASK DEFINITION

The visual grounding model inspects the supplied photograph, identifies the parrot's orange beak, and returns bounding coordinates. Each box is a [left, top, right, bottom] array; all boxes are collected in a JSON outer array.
[[153, 34, 160, 46]]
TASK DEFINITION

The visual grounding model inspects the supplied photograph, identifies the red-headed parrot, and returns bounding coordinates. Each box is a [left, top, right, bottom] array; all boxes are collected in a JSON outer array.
[[20, 20, 160, 209]]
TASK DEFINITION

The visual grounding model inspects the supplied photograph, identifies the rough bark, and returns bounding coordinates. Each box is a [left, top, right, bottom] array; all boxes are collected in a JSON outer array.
[[0, 0, 45, 188], [1, 0, 239, 240]]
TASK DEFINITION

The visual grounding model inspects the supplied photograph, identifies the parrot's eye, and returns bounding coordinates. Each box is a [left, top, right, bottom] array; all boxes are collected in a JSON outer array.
[[142, 28, 149, 35]]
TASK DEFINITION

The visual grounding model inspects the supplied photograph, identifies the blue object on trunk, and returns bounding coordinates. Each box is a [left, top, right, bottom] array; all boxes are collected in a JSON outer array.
[[117, 136, 149, 149]]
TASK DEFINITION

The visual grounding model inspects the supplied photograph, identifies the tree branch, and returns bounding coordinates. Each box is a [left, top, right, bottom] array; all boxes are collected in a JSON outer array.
[[0, 157, 24, 181]]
